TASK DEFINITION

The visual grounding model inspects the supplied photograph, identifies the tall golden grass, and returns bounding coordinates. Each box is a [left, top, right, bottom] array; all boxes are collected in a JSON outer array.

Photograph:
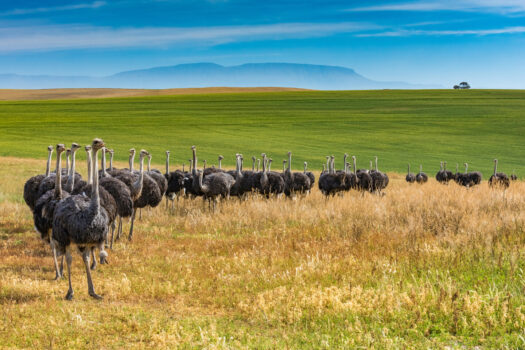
[[0, 156, 524, 348]]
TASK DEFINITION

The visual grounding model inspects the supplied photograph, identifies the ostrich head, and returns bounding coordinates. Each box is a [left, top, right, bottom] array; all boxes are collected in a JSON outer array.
[[66, 148, 71, 157], [166, 150, 170, 156], [140, 149, 149, 159], [92, 138, 105, 151], [85, 145, 91, 152], [47, 145, 53, 152], [218, 155, 224, 161], [71, 143, 81, 152], [109, 149, 114, 155], [57, 144, 66, 154], [129, 148, 136, 156]]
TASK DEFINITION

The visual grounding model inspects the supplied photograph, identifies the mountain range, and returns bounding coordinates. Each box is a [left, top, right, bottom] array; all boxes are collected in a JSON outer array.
[[0, 63, 439, 90]]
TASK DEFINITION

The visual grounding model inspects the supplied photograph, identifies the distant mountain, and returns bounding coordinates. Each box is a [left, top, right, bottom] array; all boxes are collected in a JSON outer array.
[[0, 63, 439, 90]]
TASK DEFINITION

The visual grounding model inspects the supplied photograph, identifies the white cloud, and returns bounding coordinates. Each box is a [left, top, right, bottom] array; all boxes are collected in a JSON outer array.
[[357, 26, 525, 37], [348, 0, 525, 14], [0, 1, 106, 16], [0, 22, 378, 53]]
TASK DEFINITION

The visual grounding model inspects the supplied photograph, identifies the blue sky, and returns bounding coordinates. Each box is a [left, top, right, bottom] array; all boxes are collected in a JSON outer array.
[[1, 0, 524, 88]]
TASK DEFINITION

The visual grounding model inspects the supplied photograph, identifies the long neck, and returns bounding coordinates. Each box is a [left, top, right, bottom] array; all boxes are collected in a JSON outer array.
[[66, 150, 76, 191], [420, 164, 422, 173], [375, 157, 378, 171], [268, 160, 272, 172], [54, 152, 63, 198], [165, 154, 170, 175], [257, 160, 260, 172], [129, 153, 135, 171], [218, 158, 222, 169], [86, 151, 92, 185], [45, 149, 53, 177], [444, 162, 447, 171], [252, 159, 255, 171], [304, 163, 307, 173], [147, 157, 151, 172], [353, 158, 356, 173], [198, 171, 208, 192], [287, 154, 291, 172], [326, 158, 330, 172], [133, 155, 145, 193], [91, 148, 100, 210], [465, 164, 468, 173], [109, 152, 113, 170], [101, 149, 108, 177], [370, 161, 373, 171], [408, 164, 410, 174], [283, 162, 286, 172], [343, 155, 347, 169], [494, 160, 497, 175], [237, 157, 242, 177], [66, 153, 70, 176], [192, 149, 197, 175]]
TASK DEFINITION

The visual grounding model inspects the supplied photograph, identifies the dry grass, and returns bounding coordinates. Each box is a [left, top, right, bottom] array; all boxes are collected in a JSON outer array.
[[1, 156, 524, 348], [0, 87, 309, 101]]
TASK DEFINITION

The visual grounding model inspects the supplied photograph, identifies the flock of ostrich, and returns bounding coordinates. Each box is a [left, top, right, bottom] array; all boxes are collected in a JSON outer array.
[[22, 139, 516, 300]]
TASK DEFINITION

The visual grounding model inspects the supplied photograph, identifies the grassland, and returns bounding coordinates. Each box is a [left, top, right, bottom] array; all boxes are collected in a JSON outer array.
[[0, 89, 524, 176], [1, 157, 525, 348]]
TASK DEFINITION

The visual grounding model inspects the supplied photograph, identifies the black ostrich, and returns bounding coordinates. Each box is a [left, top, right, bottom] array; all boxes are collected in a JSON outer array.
[[196, 167, 235, 210], [488, 159, 510, 188], [129, 151, 161, 240], [52, 138, 110, 300], [303, 162, 315, 188], [416, 165, 428, 184], [466, 163, 483, 187], [453, 163, 462, 184], [252, 153, 270, 196], [354, 156, 372, 192], [436, 162, 446, 183], [24, 145, 53, 212], [97, 148, 133, 249], [443, 162, 454, 183], [343, 161, 358, 191], [33, 144, 69, 279], [284, 151, 310, 197], [405, 163, 416, 183], [318, 155, 346, 196], [164, 151, 185, 211], [229, 154, 244, 197], [239, 156, 256, 196], [266, 157, 285, 197], [108, 149, 115, 171], [511, 170, 518, 181], [147, 154, 168, 197]]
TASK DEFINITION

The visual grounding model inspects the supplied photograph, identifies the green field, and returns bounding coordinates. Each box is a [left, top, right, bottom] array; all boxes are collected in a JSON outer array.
[[1, 89, 524, 175]]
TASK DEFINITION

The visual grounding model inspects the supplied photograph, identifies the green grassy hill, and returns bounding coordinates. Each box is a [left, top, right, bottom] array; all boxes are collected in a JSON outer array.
[[1, 89, 523, 176]]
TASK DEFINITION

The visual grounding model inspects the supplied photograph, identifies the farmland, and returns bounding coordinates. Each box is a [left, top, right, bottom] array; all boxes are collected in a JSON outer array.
[[0, 89, 524, 175]]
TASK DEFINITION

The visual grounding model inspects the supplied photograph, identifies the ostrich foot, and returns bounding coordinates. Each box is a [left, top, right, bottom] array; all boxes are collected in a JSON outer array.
[[65, 290, 74, 300], [89, 291, 103, 300], [54, 272, 63, 280], [100, 256, 109, 265], [90, 260, 97, 271]]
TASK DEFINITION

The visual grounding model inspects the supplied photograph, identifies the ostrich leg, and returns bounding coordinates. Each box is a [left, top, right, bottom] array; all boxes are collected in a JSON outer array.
[[129, 208, 137, 241], [64, 249, 74, 300], [82, 249, 102, 300]]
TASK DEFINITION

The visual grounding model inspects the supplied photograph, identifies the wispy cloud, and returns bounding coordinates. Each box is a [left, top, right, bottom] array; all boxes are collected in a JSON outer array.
[[0, 1, 106, 16], [0, 22, 378, 53], [357, 26, 525, 37], [348, 0, 525, 14]]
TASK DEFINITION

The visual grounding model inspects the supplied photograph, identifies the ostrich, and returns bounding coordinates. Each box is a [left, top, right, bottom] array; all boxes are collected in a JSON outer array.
[[253, 153, 270, 196], [147, 154, 168, 197], [196, 162, 235, 210], [266, 157, 285, 197], [284, 151, 310, 197], [416, 165, 428, 184], [511, 170, 517, 181], [443, 162, 454, 183], [239, 156, 256, 196], [108, 149, 115, 171], [218, 155, 224, 170], [405, 164, 416, 183], [436, 162, 446, 183], [229, 154, 244, 197], [354, 156, 372, 192], [303, 162, 315, 188], [453, 163, 462, 184], [33, 144, 69, 279], [165, 150, 185, 211], [24, 145, 53, 212], [318, 155, 346, 196], [488, 159, 510, 188], [97, 148, 133, 249], [110, 149, 149, 240], [52, 138, 110, 300], [343, 161, 358, 191], [129, 151, 161, 240], [374, 156, 389, 191], [460, 163, 482, 188]]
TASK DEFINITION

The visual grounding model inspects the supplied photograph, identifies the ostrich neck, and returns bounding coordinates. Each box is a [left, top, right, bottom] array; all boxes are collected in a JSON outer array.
[[90, 148, 100, 211], [101, 149, 108, 177], [192, 149, 197, 175], [198, 172, 209, 193], [268, 160, 272, 172], [353, 158, 357, 173], [129, 153, 135, 172], [304, 163, 307, 173], [165, 154, 170, 175], [45, 149, 53, 177], [54, 152, 63, 199], [147, 158, 151, 172], [236, 157, 242, 177], [287, 154, 291, 172], [218, 159, 222, 169], [109, 153, 113, 171], [375, 158, 378, 171], [66, 150, 77, 191], [420, 165, 422, 173], [66, 154, 70, 177], [133, 156, 145, 194], [86, 151, 92, 185], [252, 159, 255, 171], [408, 164, 410, 173], [494, 161, 497, 176]]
